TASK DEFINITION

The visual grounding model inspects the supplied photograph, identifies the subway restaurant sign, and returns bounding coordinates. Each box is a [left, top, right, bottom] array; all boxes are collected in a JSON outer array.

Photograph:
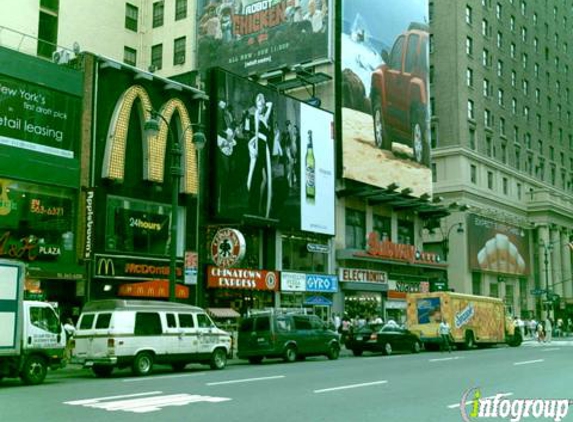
[[94, 254, 183, 280], [0, 74, 80, 158]]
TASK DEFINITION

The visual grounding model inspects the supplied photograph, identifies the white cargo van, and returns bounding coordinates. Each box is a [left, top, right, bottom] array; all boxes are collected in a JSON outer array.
[[72, 299, 232, 377]]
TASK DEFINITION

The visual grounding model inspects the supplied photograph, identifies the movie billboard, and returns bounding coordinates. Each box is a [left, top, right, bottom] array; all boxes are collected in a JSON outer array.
[[213, 69, 335, 235], [467, 214, 531, 276], [340, 0, 431, 197], [197, 0, 331, 75]]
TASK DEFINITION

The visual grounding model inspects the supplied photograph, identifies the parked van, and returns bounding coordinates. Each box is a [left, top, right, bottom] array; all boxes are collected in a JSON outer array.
[[72, 300, 232, 377], [237, 311, 341, 364]]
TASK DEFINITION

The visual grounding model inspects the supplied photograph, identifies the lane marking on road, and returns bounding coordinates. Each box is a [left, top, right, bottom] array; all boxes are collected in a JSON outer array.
[[447, 393, 514, 409], [429, 356, 463, 362], [123, 373, 206, 383], [64, 391, 162, 406], [206, 375, 285, 386], [313, 380, 388, 394], [513, 359, 544, 366], [540, 348, 561, 352]]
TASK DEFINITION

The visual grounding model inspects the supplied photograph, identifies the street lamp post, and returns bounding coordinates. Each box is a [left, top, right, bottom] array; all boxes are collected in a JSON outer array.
[[192, 127, 206, 308], [541, 241, 553, 320], [441, 222, 464, 262]]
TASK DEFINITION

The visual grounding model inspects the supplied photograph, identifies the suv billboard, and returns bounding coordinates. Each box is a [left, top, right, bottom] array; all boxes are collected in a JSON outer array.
[[339, 0, 431, 197]]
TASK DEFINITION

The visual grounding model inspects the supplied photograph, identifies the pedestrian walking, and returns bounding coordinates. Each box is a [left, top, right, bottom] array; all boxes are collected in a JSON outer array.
[[529, 319, 538, 340], [63, 318, 76, 360], [536, 321, 545, 343], [438, 318, 452, 353], [545, 319, 553, 343]]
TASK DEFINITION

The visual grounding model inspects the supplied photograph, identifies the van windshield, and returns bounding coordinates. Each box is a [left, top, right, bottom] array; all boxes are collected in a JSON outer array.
[[30, 306, 60, 334]]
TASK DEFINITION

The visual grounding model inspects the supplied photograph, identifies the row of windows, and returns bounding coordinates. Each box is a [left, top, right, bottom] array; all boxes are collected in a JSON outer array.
[[123, 37, 186, 68], [125, 0, 188, 32], [345, 209, 414, 249]]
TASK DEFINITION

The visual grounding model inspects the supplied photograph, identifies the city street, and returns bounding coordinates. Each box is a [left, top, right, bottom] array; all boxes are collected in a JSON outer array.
[[1, 341, 571, 422]]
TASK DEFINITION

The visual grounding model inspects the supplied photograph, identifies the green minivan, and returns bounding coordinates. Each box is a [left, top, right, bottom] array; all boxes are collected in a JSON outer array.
[[237, 313, 341, 364]]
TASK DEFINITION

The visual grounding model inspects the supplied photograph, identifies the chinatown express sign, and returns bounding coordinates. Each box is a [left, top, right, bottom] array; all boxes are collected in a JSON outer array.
[[207, 266, 279, 291]]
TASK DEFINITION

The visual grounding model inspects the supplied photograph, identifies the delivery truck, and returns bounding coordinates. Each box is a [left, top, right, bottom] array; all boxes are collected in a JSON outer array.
[[0, 259, 66, 385], [406, 291, 522, 349]]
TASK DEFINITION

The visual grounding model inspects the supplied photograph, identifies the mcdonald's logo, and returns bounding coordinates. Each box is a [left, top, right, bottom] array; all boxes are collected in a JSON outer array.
[[101, 84, 199, 194], [97, 257, 115, 276]]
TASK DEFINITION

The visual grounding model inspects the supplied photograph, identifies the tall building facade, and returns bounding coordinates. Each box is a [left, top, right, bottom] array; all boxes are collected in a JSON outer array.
[[429, 0, 573, 319]]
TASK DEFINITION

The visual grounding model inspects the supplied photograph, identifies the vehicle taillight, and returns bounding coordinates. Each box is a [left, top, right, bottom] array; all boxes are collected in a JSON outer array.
[[370, 333, 378, 341], [107, 338, 115, 348]]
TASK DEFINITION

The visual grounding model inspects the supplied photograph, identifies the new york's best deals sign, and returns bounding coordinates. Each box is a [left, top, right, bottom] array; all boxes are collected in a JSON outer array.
[[467, 214, 531, 276], [0, 75, 80, 158], [197, 0, 330, 75]]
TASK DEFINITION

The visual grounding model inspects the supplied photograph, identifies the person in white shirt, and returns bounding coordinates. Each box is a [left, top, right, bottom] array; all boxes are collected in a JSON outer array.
[[438, 319, 452, 353]]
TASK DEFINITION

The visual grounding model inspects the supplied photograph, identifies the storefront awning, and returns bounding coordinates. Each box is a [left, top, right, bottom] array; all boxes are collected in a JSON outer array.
[[118, 280, 189, 299], [207, 308, 240, 319]]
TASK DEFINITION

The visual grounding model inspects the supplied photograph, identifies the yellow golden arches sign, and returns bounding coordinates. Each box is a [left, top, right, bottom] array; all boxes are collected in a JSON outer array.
[[101, 85, 198, 194]]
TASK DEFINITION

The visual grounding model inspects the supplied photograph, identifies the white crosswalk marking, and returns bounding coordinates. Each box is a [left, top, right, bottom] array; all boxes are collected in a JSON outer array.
[[64, 392, 231, 413]]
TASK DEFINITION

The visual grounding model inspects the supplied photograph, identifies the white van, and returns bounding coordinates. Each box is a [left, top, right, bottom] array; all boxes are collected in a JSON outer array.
[[72, 299, 232, 377]]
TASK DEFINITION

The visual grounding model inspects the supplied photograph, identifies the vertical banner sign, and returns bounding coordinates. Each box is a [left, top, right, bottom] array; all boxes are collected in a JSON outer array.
[[84, 188, 95, 260], [185, 251, 198, 285], [340, 0, 431, 197]]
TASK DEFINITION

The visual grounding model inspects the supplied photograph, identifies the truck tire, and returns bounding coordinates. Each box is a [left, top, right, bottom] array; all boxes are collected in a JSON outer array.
[[132, 352, 154, 376], [372, 97, 392, 150], [209, 348, 227, 370], [283, 345, 298, 363], [326, 343, 340, 360], [20, 355, 48, 385], [382, 342, 393, 356], [92, 365, 114, 378]]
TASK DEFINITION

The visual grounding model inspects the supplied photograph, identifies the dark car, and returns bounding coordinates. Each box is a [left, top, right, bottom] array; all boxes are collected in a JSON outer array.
[[346, 324, 422, 356], [237, 313, 341, 364], [370, 22, 430, 165]]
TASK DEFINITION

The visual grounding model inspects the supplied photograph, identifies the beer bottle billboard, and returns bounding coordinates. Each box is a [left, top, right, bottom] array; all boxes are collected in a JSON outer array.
[[305, 130, 315, 201]]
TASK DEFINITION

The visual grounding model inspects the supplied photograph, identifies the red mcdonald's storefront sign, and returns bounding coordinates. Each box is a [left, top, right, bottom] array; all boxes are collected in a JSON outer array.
[[207, 266, 279, 291], [118, 280, 189, 299]]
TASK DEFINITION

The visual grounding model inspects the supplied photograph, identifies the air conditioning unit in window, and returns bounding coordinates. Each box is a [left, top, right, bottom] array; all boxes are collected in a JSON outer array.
[[52, 48, 75, 65]]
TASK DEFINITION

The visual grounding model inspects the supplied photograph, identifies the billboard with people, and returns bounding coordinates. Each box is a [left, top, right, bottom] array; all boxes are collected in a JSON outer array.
[[212, 69, 335, 235], [340, 0, 431, 197], [197, 0, 331, 75]]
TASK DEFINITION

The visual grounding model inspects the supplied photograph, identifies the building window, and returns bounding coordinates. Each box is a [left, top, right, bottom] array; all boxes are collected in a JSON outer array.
[[487, 171, 494, 189], [151, 43, 163, 70], [123, 46, 137, 66], [467, 68, 473, 87], [469, 127, 476, 150], [497, 60, 503, 76], [515, 148, 521, 170], [482, 48, 490, 67], [517, 183, 522, 200], [511, 70, 516, 87], [521, 27, 527, 42], [498, 88, 504, 106], [512, 98, 517, 114], [466, 5, 473, 24], [503, 177, 508, 194], [466, 37, 473, 55], [472, 273, 482, 295], [501, 141, 507, 162], [482, 19, 489, 37], [510, 15, 515, 31], [345, 209, 365, 249], [282, 235, 328, 272], [470, 164, 477, 183], [397, 220, 415, 245], [153, 1, 164, 28], [510, 43, 516, 59], [486, 136, 492, 156], [484, 109, 492, 127], [467, 100, 475, 119], [37, 11, 58, 58], [496, 3, 502, 19], [173, 36, 186, 65], [373, 214, 392, 242], [175, 0, 187, 20], [497, 31, 503, 48], [483, 78, 490, 97], [431, 163, 437, 182], [125, 3, 138, 31]]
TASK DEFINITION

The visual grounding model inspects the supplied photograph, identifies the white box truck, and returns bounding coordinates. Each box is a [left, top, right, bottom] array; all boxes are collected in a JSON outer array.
[[0, 259, 66, 385]]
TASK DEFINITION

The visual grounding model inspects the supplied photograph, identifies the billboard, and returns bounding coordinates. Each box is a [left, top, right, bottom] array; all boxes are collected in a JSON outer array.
[[196, 0, 331, 75], [0, 74, 81, 158], [340, 0, 431, 197], [212, 69, 335, 235], [467, 214, 531, 276]]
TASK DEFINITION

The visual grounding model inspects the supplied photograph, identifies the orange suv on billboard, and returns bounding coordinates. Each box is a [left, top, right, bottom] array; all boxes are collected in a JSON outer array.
[[370, 23, 430, 165]]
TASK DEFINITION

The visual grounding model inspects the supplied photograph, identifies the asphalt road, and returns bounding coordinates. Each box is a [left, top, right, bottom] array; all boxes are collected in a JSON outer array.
[[1, 341, 572, 422]]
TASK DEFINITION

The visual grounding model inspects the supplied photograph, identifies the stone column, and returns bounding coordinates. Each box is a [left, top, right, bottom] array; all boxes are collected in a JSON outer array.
[[561, 230, 573, 299], [538, 226, 551, 318], [551, 229, 563, 297]]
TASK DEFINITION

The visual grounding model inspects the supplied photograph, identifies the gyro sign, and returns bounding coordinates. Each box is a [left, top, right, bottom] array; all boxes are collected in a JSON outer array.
[[210, 228, 246, 268]]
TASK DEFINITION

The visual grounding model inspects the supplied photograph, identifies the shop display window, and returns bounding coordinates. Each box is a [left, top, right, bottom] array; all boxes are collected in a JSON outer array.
[[282, 235, 328, 272], [345, 209, 365, 249]]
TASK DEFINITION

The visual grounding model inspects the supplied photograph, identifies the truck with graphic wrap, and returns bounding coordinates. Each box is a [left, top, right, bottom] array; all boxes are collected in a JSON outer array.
[[406, 292, 522, 349], [0, 260, 66, 384]]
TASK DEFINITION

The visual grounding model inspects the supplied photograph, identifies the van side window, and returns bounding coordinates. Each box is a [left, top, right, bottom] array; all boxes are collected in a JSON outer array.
[[178, 313, 194, 328], [166, 313, 176, 328], [239, 318, 253, 332], [254, 316, 270, 332], [95, 313, 112, 329], [276, 316, 293, 332], [79, 314, 95, 330], [134, 312, 162, 335], [197, 314, 214, 328], [293, 316, 312, 330]]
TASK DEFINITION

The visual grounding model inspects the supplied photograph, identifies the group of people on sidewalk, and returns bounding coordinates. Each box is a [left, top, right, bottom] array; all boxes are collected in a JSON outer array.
[[518, 316, 572, 343]]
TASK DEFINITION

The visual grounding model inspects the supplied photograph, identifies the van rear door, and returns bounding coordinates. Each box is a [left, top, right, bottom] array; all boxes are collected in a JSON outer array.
[[73, 313, 96, 361]]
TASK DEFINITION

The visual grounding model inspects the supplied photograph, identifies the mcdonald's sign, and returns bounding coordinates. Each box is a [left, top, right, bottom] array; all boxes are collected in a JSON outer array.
[[96, 257, 115, 277], [101, 84, 199, 194], [93, 254, 184, 280]]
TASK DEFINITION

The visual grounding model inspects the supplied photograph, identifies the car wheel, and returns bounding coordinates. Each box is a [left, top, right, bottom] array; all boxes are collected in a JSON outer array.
[[383, 342, 393, 356], [92, 365, 114, 378], [372, 98, 391, 150], [171, 362, 187, 372], [352, 348, 363, 357], [412, 341, 422, 354], [327, 343, 340, 360], [283, 345, 297, 363], [20, 355, 48, 385], [132, 352, 154, 376], [248, 357, 263, 364], [210, 348, 227, 370]]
